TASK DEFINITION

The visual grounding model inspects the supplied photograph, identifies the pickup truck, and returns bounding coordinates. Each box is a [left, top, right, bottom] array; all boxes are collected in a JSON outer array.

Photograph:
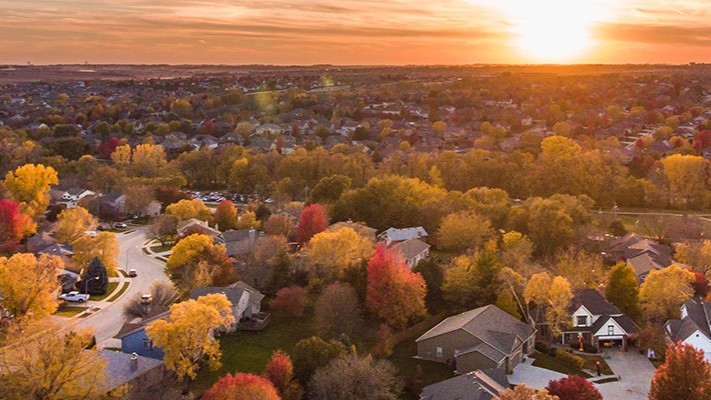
[[59, 291, 90, 303]]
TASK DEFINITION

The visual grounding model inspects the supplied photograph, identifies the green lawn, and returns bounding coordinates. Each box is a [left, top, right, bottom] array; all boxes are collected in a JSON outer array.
[[54, 306, 86, 318], [531, 352, 592, 378], [389, 340, 454, 400], [89, 282, 119, 301], [150, 244, 173, 253], [578, 353, 613, 375], [118, 269, 129, 278], [192, 316, 318, 395], [106, 282, 130, 302]]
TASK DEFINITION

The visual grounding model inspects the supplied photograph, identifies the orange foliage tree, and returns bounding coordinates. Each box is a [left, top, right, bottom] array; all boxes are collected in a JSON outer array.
[[202, 373, 280, 400], [296, 204, 328, 245], [649, 342, 711, 400]]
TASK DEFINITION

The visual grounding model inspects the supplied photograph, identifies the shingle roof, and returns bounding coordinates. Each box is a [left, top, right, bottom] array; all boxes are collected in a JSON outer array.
[[590, 314, 640, 335], [666, 299, 711, 342], [416, 305, 534, 357], [189, 281, 264, 306], [393, 238, 430, 261], [627, 253, 666, 276], [378, 226, 428, 242], [571, 288, 621, 316], [420, 369, 508, 400], [101, 350, 163, 391]]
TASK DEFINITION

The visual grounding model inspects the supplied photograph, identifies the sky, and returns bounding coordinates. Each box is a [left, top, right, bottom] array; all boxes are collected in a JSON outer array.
[[0, 0, 710, 65]]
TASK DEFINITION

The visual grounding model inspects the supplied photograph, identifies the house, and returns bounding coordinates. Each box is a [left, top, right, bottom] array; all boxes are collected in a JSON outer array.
[[26, 231, 57, 253], [60, 188, 95, 208], [115, 311, 170, 360], [114, 194, 161, 217], [608, 234, 671, 283], [189, 281, 268, 331], [562, 288, 640, 351], [377, 226, 428, 245], [100, 350, 166, 395], [665, 299, 711, 362], [222, 229, 259, 257], [392, 237, 430, 269], [327, 220, 377, 242], [420, 369, 508, 400], [176, 218, 222, 242], [416, 305, 536, 374]]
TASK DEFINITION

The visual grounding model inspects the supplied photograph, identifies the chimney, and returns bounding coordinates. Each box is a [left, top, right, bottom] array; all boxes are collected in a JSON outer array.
[[130, 352, 138, 371], [248, 228, 257, 242]]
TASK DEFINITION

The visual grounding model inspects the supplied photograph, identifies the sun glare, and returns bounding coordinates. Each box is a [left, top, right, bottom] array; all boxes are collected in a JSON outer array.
[[497, 0, 614, 62]]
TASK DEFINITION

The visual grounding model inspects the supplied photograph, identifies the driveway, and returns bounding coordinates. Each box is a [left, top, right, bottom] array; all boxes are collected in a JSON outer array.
[[595, 348, 655, 400], [69, 227, 172, 344], [509, 357, 567, 389]]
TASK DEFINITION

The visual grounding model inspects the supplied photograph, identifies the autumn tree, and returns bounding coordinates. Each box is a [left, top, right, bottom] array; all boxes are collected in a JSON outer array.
[[309, 354, 401, 400], [55, 206, 98, 244], [497, 385, 558, 400], [132, 143, 167, 178], [525, 272, 573, 339], [500, 231, 534, 268], [606, 263, 642, 322], [0, 254, 62, 319], [314, 282, 363, 337], [553, 249, 607, 290], [546, 375, 602, 400], [165, 199, 211, 221], [640, 265, 695, 322], [4, 163, 59, 219], [122, 185, 156, 216], [675, 240, 711, 273], [270, 286, 309, 318], [442, 251, 502, 309], [436, 211, 493, 253], [213, 200, 239, 231], [0, 199, 34, 250], [296, 203, 329, 245], [660, 154, 708, 208], [292, 336, 347, 383], [0, 327, 110, 400], [202, 373, 280, 400], [310, 175, 352, 204], [165, 234, 234, 294], [148, 214, 178, 246], [146, 293, 235, 383], [235, 210, 261, 230], [263, 350, 303, 400], [71, 232, 119, 276], [366, 244, 427, 328], [305, 227, 374, 283], [264, 215, 294, 238], [649, 342, 711, 400]]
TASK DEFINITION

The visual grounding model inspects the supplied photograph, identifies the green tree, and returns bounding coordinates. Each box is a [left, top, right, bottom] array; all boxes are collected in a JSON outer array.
[[292, 336, 347, 384], [606, 263, 642, 322]]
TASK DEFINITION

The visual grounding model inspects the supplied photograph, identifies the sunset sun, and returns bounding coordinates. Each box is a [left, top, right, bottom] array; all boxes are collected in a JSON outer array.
[[498, 0, 614, 62]]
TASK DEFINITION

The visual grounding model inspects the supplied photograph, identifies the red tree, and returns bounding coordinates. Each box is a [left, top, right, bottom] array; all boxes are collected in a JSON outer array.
[[202, 373, 280, 400], [691, 271, 710, 298], [0, 199, 31, 243], [365, 244, 427, 328], [649, 342, 711, 400], [213, 199, 238, 231], [546, 375, 602, 400], [155, 186, 191, 208], [97, 137, 120, 159], [263, 350, 302, 400], [296, 204, 329, 245], [270, 286, 309, 318]]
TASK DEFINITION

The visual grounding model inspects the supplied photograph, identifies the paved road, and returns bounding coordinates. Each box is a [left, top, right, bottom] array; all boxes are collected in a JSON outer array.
[[596, 348, 656, 400], [71, 227, 171, 344]]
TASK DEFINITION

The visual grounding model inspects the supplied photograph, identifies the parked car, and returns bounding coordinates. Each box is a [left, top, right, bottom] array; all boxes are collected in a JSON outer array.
[[128, 269, 137, 277], [140, 294, 152, 305], [59, 291, 90, 303], [115, 223, 128, 229]]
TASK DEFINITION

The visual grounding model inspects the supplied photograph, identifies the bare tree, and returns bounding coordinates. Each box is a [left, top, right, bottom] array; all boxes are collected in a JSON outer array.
[[123, 281, 177, 320]]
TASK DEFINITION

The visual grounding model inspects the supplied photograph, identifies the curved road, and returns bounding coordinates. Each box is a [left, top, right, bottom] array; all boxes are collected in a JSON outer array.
[[72, 227, 171, 344]]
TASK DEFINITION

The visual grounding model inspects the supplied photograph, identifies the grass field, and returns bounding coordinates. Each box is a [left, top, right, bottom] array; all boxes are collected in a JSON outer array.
[[54, 306, 86, 318], [90, 282, 119, 301], [149, 244, 173, 253], [531, 352, 592, 378], [389, 340, 454, 400], [106, 282, 130, 302]]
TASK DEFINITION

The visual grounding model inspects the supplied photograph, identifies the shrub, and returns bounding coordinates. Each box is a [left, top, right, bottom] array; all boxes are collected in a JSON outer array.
[[569, 341, 598, 354], [555, 348, 585, 369]]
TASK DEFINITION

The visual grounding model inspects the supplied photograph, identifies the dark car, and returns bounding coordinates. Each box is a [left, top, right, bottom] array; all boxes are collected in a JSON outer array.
[[128, 269, 137, 277]]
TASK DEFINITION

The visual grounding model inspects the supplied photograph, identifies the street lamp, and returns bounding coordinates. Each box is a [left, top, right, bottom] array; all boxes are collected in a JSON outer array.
[[84, 276, 100, 301]]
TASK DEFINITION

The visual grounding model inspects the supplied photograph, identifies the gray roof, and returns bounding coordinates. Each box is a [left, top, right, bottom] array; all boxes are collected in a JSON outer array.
[[393, 238, 430, 261], [572, 288, 621, 316], [666, 299, 711, 342], [590, 314, 640, 335], [189, 281, 264, 306], [101, 350, 163, 391], [222, 229, 257, 243], [378, 226, 428, 242], [627, 253, 667, 277], [420, 369, 508, 400], [416, 305, 534, 356]]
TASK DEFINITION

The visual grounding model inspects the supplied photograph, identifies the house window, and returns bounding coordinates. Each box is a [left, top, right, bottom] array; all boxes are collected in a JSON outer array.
[[577, 316, 587, 326], [607, 325, 614, 335], [143, 338, 153, 350], [436, 347, 443, 358]]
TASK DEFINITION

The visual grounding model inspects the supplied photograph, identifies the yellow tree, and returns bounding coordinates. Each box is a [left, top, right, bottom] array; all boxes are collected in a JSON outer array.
[[436, 211, 494, 253], [4, 164, 59, 219], [0, 254, 62, 319], [132, 143, 167, 177], [235, 210, 261, 230], [166, 199, 211, 221], [146, 293, 235, 382], [55, 207, 98, 244], [110, 144, 132, 167], [497, 385, 558, 400], [640, 265, 695, 322], [524, 272, 572, 339], [306, 226, 374, 282], [675, 240, 711, 273], [71, 232, 119, 275], [165, 234, 233, 293], [0, 326, 111, 400], [660, 154, 708, 208]]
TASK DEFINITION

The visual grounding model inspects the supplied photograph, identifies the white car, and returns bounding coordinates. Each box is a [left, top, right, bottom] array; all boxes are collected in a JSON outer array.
[[59, 291, 90, 302], [115, 223, 128, 229]]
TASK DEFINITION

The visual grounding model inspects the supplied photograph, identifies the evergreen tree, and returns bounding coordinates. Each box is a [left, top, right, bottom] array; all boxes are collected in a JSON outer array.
[[80, 256, 108, 295], [606, 263, 642, 322]]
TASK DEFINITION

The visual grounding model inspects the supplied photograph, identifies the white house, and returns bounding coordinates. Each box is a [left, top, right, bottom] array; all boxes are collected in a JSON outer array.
[[377, 226, 428, 245], [60, 188, 95, 208], [562, 288, 639, 351], [665, 299, 711, 362]]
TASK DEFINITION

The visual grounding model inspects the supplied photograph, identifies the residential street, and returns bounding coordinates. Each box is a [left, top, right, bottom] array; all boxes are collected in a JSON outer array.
[[71, 227, 171, 344]]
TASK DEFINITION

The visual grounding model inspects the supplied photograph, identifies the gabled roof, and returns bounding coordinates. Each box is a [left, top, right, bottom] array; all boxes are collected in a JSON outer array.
[[378, 226, 428, 242], [189, 281, 264, 307], [609, 233, 644, 252], [420, 369, 508, 400], [392, 237, 430, 261], [590, 314, 640, 335], [222, 229, 257, 243], [115, 310, 170, 339], [101, 350, 163, 392], [627, 253, 666, 276], [571, 288, 621, 316], [666, 299, 711, 342], [416, 305, 534, 357]]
